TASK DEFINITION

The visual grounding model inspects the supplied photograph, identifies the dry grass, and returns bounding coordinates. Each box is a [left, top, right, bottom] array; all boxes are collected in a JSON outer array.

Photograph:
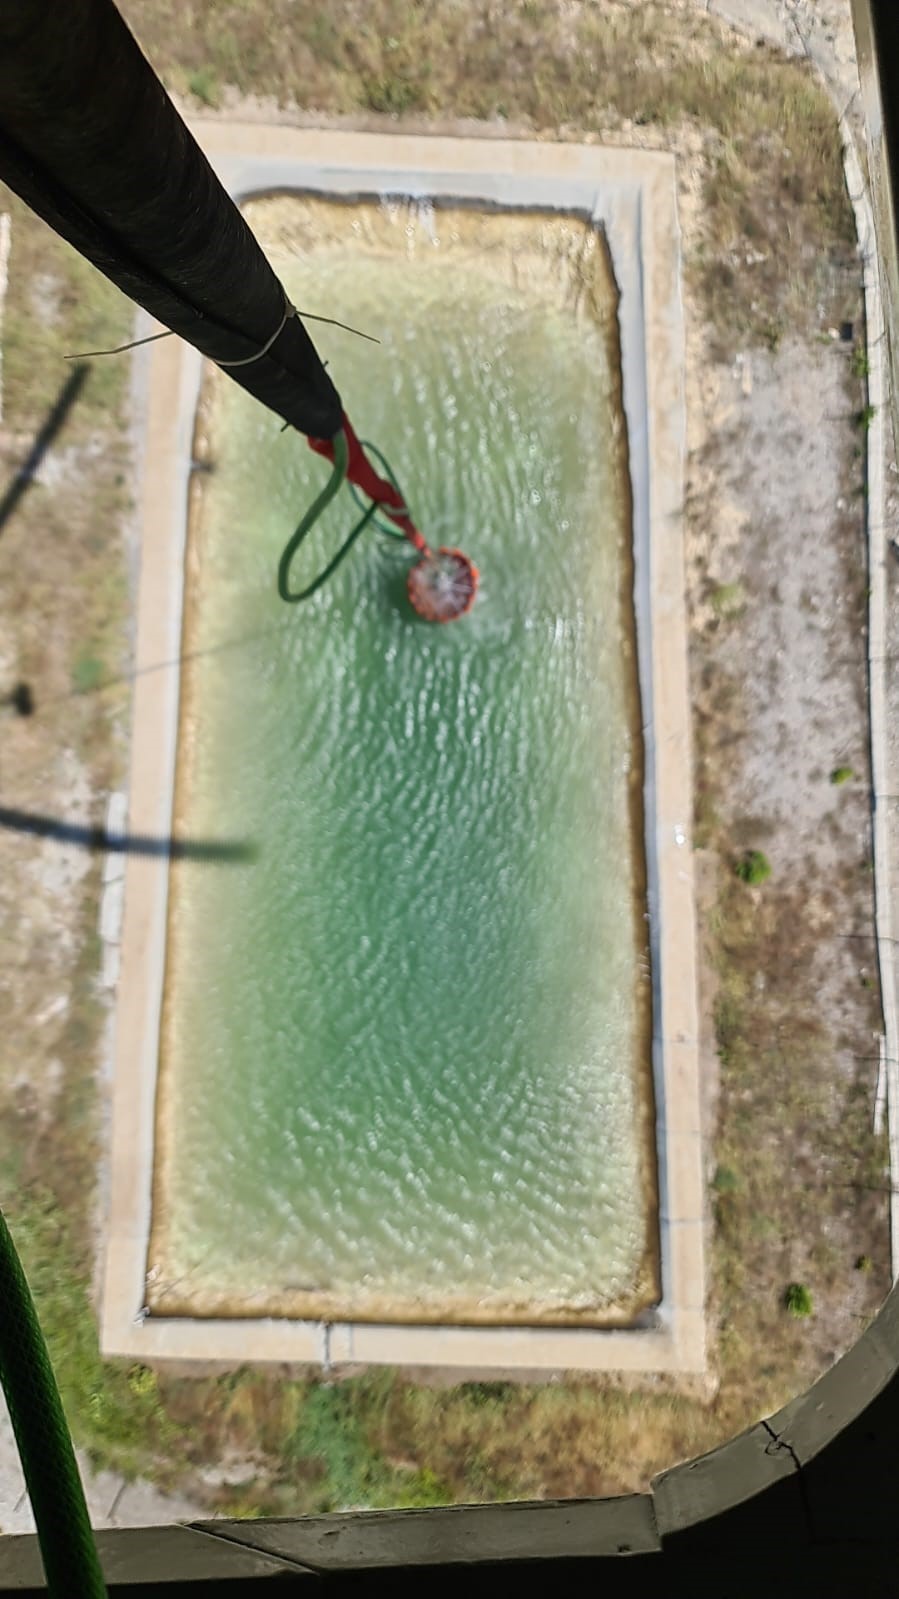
[[0, 191, 132, 729], [0, 192, 132, 1132], [120, 0, 855, 347], [684, 321, 889, 1437], [708, 866, 887, 1361]]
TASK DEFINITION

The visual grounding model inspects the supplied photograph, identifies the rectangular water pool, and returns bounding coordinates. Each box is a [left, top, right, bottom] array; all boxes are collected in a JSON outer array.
[[147, 199, 658, 1327]]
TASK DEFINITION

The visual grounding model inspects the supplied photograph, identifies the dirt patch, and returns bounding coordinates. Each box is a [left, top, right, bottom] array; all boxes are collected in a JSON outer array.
[[686, 320, 890, 1365]]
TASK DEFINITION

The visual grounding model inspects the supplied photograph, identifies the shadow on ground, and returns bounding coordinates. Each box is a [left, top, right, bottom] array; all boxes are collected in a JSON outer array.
[[0, 364, 89, 537], [0, 804, 256, 861]]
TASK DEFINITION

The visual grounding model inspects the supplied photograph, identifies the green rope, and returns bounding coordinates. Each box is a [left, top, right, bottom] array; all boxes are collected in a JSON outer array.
[[278, 430, 422, 604], [278, 430, 378, 603], [347, 438, 410, 540], [0, 1207, 106, 1598]]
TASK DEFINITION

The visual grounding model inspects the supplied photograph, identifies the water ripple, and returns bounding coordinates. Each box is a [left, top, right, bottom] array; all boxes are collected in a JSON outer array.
[[160, 216, 651, 1318]]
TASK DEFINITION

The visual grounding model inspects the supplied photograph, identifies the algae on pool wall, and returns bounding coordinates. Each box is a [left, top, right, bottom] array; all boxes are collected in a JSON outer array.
[[149, 199, 658, 1326]]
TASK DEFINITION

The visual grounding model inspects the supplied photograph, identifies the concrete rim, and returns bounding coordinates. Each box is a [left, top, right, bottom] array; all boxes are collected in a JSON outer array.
[[101, 128, 704, 1374]]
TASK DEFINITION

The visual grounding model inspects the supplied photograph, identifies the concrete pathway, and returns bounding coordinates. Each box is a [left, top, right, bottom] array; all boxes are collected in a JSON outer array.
[[706, 0, 860, 108], [0, 1394, 207, 1537]]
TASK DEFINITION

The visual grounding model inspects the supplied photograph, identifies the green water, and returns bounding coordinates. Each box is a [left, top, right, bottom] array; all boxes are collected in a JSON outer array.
[[155, 219, 654, 1322]]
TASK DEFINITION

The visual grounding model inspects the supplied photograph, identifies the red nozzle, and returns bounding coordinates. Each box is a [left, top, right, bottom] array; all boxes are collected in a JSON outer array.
[[308, 414, 426, 551], [307, 416, 479, 620]]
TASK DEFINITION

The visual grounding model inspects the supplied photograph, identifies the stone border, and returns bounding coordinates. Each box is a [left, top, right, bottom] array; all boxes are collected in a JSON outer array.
[[842, 118, 899, 1281], [101, 130, 704, 1373], [98, 792, 127, 993]]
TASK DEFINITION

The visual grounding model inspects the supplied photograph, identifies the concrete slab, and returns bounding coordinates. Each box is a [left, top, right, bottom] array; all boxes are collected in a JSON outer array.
[[653, 1421, 797, 1537], [709, 0, 801, 51], [765, 1326, 896, 1468], [0, 1525, 310, 1587], [192, 1495, 662, 1569], [99, 936, 120, 992], [102, 129, 704, 1374], [99, 874, 123, 945]]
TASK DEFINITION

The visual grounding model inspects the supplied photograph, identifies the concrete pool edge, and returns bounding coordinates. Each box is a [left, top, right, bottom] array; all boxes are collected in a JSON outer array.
[[101, 130, 705, 1374], [153, 204, 659, 1330]]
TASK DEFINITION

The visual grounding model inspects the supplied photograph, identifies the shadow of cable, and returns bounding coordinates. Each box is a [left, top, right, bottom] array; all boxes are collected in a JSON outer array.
[[17, 538, 425, 713], [1, 682, 34, 715], [0, 804, 256, 861], [0, 364, 90, 536]]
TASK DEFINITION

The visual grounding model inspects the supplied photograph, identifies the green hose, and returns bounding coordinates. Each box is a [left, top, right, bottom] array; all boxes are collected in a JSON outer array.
[[278, 428, 380, 603], [0, 1206, 106, 1598], [346, 437, 410, 540], [0, 431, 419, 1599]]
